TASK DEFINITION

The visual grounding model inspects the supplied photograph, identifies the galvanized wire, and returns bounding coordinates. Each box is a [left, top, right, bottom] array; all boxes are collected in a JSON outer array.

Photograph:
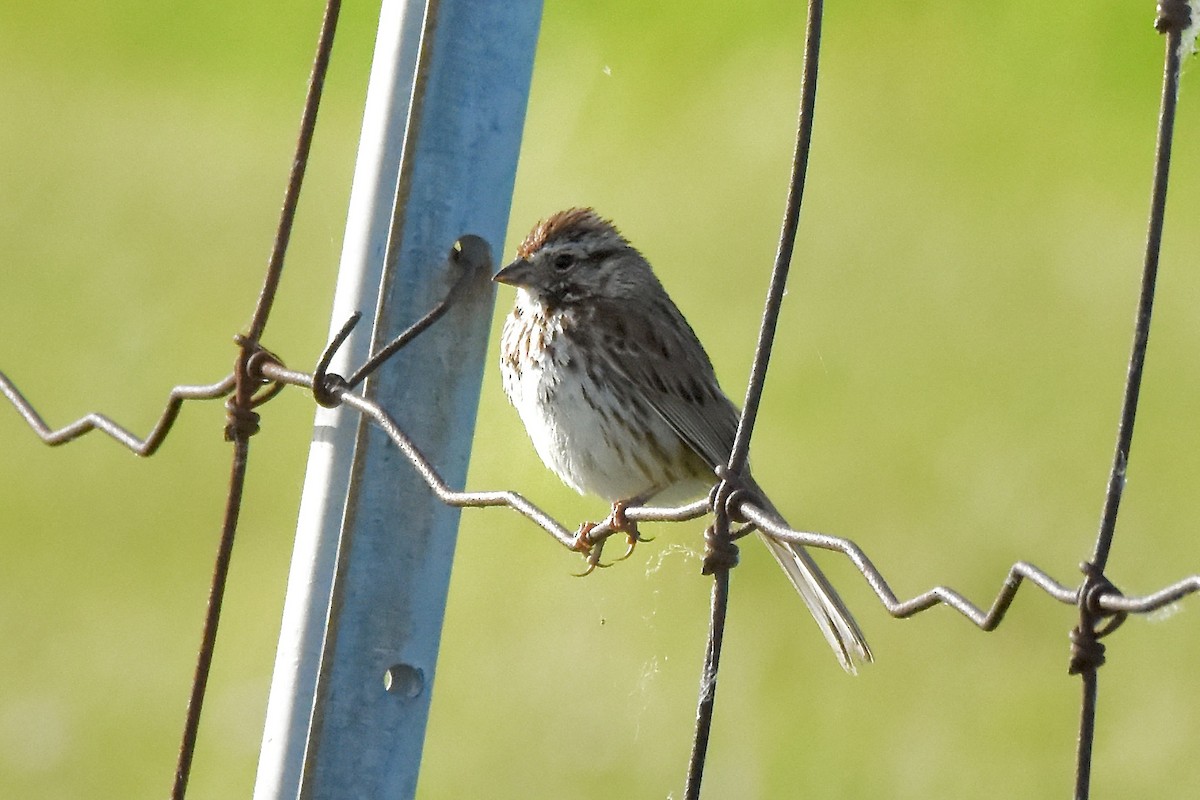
[[687, 0, 825, 793], [1092, 1, 1188, 575], [0, 372, 236, 454], [1068, 5, 1192, 798]]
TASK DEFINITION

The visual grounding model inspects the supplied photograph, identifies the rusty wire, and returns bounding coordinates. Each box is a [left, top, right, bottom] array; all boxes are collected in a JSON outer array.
[[168, 1, 343, 798], [2, 1, 1199, 798], [311, 236, 489, 409]]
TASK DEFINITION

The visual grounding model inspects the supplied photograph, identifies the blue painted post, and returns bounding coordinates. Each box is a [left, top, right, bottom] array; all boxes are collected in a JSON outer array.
[[253, 1, 542, 797]]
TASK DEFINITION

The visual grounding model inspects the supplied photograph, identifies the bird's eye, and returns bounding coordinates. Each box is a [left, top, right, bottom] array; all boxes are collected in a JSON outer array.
[[552, 252, 575, 271]]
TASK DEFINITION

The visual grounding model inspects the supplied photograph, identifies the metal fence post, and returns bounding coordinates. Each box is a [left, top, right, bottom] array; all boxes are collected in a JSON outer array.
[[252, 1, 542, 797]]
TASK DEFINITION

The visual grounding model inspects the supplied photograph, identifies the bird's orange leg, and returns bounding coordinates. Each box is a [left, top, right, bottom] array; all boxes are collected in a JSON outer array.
[[570, 521, 611, 577], [570, 500, 656, 576], [607, 500, 654, 563]]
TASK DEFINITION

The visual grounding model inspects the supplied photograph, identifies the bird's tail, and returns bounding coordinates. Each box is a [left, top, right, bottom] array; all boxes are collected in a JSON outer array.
[[746, 479, 872, 674]]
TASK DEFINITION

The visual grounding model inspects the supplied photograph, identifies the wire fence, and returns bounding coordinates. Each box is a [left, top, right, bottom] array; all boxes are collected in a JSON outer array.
[[2, 1, 1198, 798]]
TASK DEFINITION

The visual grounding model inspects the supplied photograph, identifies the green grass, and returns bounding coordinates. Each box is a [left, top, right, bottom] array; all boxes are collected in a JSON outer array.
[[2, 2, 1199, 798]]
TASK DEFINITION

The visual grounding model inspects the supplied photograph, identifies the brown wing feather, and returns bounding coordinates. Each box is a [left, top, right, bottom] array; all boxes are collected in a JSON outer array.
[[503, 210, 871, 671], [569, 287, 873, 671], [585, 295, 740, 474]]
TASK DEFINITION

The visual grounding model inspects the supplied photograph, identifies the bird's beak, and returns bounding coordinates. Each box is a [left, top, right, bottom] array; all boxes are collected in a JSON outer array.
[[492, 257, 536, 288]]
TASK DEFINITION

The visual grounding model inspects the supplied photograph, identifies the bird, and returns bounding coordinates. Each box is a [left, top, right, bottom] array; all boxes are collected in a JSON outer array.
[[493, 207, 871, 673]]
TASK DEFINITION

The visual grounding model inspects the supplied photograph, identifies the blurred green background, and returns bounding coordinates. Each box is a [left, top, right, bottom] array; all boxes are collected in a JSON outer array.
[[2, 1, 1198, 798]]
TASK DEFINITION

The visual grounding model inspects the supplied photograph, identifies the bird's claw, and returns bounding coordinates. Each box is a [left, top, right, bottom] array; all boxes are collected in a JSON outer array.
[[572, 542, 612, 577], [570, 521, 596, 554], [569, 501, 654, 575], [611, 527, 654, 563], [604, 501, 652, 562], [570, 522, 610, 577]]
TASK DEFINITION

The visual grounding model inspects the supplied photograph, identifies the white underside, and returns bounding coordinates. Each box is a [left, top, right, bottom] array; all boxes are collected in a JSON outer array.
[[502, 291, 704, 504]]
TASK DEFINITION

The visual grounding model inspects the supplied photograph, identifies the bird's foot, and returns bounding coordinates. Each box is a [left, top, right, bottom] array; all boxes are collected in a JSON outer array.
[[569, 501, 655, 576], [607, 501, 654, 563], [571, 521, 609, 577], [570, 521, 596, 555]]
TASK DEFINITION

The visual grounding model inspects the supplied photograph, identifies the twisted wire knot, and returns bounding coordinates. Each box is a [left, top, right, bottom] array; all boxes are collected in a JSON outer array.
[[224, 401, 261, 442], [722, 487, 757, 524], [1156, 0, 1192, 33], [1068, 626, 1107, 675], [702, 466, 758, 574], [1068, 562, 1127, 676], [710, 465, 757, 522], [226, 336, 285, 441], [701, 523, 740, 575]]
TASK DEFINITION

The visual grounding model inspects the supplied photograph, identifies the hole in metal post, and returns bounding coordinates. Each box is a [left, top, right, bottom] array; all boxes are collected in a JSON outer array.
[[383, 663, 425, 698]]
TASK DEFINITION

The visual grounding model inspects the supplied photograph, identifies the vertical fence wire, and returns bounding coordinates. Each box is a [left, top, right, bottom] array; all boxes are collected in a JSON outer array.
[[683, 570, 730, 800], [725, 0, 823, 479], [1071, 7, 1189, 799], [686, 0, 824, 796], [169, 2, 342, 797], [1091, 6, 1184, 574]]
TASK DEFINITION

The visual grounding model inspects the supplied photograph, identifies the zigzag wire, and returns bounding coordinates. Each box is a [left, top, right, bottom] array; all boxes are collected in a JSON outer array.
[[9, 350, 1189, 626], [4, 355, 1195, 626], [257, 358, 1200, 627], [0, 370, 235, 456]]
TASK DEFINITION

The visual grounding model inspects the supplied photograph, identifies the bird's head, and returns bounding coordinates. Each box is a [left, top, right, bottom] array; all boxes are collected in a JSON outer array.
[[493, 208, 651, 308]]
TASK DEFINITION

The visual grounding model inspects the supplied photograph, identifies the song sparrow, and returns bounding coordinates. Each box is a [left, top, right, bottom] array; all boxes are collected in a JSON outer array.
[[495, 208, 871, 672]]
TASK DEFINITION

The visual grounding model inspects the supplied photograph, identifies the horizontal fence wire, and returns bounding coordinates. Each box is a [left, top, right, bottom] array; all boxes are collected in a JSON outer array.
[[0, 374, 236, 454], [2, 1, 1198, 798], [7, 349, 1199, 623], [14, 334, 1196, 621]]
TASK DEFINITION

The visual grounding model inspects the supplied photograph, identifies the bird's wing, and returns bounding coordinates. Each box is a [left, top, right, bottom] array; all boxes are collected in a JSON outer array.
[[584, 296, 740, 473], [585, 298, 873, 672]]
